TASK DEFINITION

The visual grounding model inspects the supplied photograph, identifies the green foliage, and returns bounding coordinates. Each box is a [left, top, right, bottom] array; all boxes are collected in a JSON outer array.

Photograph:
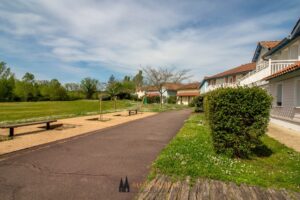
[[167, 96, 177, 104], [147, 96, 160, 104], [0, 62, 15, 101], [80, 77, 99, 99], [190, 95, 204, 112], [133, 70, 143, 89], [39, 79, 68, 100], [151, 114, 300, 192], [204, 87, 272, 158], [13, 73, 39, 101]]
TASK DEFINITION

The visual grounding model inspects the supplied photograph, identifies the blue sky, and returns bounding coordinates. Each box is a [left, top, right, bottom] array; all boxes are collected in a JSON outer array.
[[0, 0, 299, 83]]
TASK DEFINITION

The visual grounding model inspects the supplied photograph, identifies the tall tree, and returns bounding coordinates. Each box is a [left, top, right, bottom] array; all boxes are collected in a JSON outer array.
[[39, 79, 68, 100], [143, 67, 190, 108], [80, 77, 99, 99], [108, 75, 116, 85], [14, 72, 39, 101], [133, 70, 143, 89], [0, 62, 15, 101]]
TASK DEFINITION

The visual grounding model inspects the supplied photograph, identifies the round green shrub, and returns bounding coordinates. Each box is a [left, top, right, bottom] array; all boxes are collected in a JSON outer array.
[[204, 87, 272, 158]]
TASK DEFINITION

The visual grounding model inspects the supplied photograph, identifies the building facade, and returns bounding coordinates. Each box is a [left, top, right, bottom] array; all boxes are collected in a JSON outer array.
[[177, 82, 200, 105]]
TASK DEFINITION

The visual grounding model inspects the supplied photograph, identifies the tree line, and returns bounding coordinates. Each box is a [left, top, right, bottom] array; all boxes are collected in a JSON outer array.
[[0, 61, 143, 102]]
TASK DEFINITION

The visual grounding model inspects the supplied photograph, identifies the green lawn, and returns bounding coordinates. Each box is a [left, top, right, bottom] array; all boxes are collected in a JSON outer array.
[[150, 114, 300, 192], [0, 100, 188, 125], [0, 100, 136, 124]]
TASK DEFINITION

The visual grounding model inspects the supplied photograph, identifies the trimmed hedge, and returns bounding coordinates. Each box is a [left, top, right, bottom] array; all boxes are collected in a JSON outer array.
[[190, 95, 204, 112], [204, 87, 272, 158]]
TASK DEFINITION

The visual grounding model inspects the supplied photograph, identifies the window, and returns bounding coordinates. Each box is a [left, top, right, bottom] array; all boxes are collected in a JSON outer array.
[[296, 80, 300, 107], [276, 83, 283, 106]]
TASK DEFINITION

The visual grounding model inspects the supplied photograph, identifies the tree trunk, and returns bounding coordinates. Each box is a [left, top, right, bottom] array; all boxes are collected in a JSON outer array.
[[114, 96, 117, 111], [160, 93, 163, 109]]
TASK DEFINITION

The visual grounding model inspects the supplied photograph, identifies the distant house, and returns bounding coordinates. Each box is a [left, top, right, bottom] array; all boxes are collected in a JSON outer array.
[[136, 83, 182, 103], [201, 63, 256, 94], [177, 82, 200, 105]]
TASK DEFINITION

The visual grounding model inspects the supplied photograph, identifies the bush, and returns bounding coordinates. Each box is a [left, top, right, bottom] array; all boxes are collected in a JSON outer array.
[[191, 96, 204, 112], [167, 96, 177, 104], [147, 96, 160, 104], [204, 87, 272, 158]]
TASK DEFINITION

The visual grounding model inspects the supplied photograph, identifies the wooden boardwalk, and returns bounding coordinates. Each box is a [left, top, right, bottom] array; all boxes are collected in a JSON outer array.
[[137, 176, 300, 200]]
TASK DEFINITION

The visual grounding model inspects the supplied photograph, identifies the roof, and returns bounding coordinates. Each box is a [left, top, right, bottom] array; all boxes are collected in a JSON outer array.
[[178, 82, 200, 90], [263, 18, 300, 58], [145, 86, 159, 91], [205, 63, 256, 80], [252, 41, 281, 62], [140, 83, 183, 92], [163, 83, 183, 90], [265, 61, 300, 80], [259, 41, 281, 49], [177, 91, 200, 97], [147, 92, 160, 97]]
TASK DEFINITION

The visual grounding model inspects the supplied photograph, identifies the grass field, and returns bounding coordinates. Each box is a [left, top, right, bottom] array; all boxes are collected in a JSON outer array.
[[150, 114, 300, 192], [0, 100, 188, 124], [0, 100, 136, 124]]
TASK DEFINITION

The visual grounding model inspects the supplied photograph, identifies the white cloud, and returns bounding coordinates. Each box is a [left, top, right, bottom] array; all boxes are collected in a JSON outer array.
[[0, 0, 299, 81]]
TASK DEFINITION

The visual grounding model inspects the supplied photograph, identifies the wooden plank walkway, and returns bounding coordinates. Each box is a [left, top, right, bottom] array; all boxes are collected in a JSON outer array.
[[136, 176, 300, 200]]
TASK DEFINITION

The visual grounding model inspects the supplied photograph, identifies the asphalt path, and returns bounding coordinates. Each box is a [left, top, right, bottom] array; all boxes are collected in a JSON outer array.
[[0, 109, 191, 200]]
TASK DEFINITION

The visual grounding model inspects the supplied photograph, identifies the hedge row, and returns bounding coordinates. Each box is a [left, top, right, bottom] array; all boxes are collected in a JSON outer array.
[[204, 87, 272, 158]]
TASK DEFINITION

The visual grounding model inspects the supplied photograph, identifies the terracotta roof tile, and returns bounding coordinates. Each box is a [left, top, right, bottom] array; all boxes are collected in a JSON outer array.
[[178, 82, 200, 90], [177, 91, 200, 97], [259, 41, 281, 49], [163, 83, 183, 90], [265, 61, 300, 80], [147, 93, 160, 97], [206, 63, 256, 80]]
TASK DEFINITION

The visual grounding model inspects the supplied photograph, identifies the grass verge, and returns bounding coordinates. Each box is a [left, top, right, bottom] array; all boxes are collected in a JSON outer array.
[[150, 113, 300, 192]]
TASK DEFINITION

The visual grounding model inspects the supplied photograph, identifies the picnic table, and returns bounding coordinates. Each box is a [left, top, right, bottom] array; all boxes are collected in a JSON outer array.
[[0, 119, 57, 137]]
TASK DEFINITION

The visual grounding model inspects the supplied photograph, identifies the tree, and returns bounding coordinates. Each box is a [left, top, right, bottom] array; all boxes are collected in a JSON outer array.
[[106, 78, 122, 110], [108, 75, 116, 85], [65, 83, 80, 91], [118, 75, 135, 99], [133, 70, 143, 89], [80, 77, 99, 99], [14, 72, 39, 101], [143, 67, 190, 108], [39, 79, 68, 100], [0, 62, 15, 101]]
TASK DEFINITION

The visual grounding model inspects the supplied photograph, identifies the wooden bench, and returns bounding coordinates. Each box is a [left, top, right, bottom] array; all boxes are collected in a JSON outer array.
[[0, 120, 57, 137], [128, 109, 138, 116]]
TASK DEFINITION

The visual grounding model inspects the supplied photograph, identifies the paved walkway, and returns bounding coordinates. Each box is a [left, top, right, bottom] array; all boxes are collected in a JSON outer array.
[[0, 109, 191, 200], [267, 122, 300, 152], [0, 111, 156, 155], [137, 176, 300, 200]]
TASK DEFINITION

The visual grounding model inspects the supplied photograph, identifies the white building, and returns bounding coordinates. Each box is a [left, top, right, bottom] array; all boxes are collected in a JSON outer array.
[[177, 82, 200, 105], [239, 18, 300, 131]]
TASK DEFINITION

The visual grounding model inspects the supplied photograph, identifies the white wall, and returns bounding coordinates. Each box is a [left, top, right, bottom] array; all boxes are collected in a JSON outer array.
[[271, 38, 300, 60]]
